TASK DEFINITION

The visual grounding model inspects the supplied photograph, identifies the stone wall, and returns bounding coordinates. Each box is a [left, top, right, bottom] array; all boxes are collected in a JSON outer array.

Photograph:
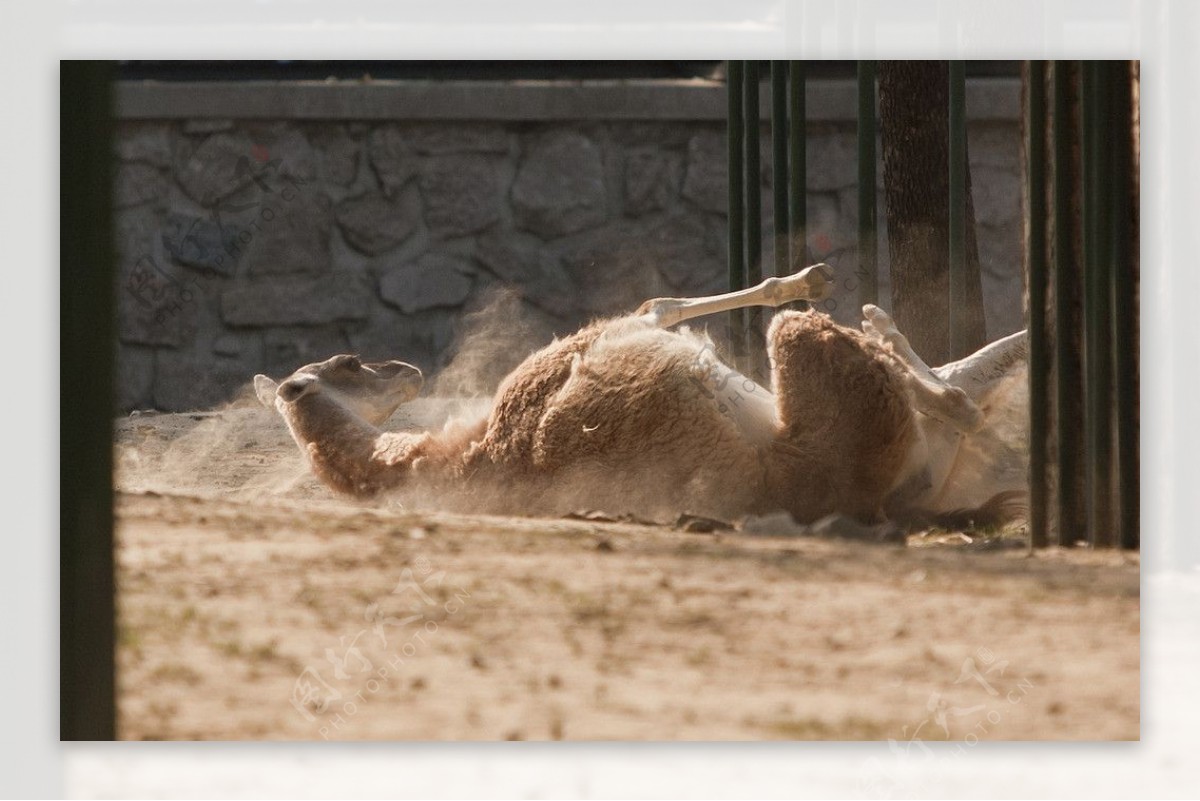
[[112, 80, 1024, 412]]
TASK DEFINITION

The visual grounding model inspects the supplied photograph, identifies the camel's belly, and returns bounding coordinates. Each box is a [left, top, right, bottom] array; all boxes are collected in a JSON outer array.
[[690, 353, 778, 445]]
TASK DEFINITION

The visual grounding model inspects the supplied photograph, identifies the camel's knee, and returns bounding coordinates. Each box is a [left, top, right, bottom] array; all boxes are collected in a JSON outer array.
[[767, 310, 886, 412]]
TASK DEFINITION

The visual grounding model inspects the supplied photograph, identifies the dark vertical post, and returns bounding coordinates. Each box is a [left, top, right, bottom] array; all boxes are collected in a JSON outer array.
[[771, 61, 789, 280], [1027, 60, 1050, 549], [789, 60, 807, 282], [61, 60, 117, 740], [857, 60, 878, 307], [1111, 61, 1139, 550], [727, 61, 746, 364], [948, 60, 968, 361], [1086, 61, 1116, 547], [1080, 61, 1097, 545], [744, 61, 764, 371], [1053, 61, 1083, 547]]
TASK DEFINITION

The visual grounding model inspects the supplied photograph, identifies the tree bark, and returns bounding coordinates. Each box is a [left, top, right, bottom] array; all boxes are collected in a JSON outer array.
[[878, 61, 987, 366]]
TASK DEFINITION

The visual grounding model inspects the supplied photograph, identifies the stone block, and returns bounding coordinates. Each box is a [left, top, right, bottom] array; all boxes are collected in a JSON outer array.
[[680, 130, 727, 213], [368, 125, 418, 196], [153, 346, 257, 412], [971, 165, 1021, 228], [240, 188, 334, 274], [308, 124, 360, 187], [807, 130, 858, 191], [116, 247, 202, 348], [335, 189, 420, 255], [378, 252, 475, 314], [512, 131, 608, 239], [405, 124, 509, 155], [183, 119, 234, 134], [262, 325, 352, 375], [114, 163, 167, 209], [624, 148, 677, 215], [982, 269, 1025, 340], [475, 229, 577, 315], [556, 217, 696, 314], [968, 123, 1021, 170], [221, 273, 372, 327], [175, 131, 258, 207], [610, 122, 695, 149], [639, 213, 725, 292], [977, 218, 1022, 280], [263, 127, 318, 184], [161, 211, 241, 275], [115, 343, 155, 412], [419, 155, 503, 238], [115, 123, 173, 167]]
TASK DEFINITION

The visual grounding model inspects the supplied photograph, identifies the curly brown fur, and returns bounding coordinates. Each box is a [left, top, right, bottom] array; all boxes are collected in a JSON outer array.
[[766, 311, 920, 523], [271, 310, 946, 525]]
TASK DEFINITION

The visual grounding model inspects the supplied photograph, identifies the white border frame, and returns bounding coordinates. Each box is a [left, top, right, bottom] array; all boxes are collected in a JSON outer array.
[[8, 0, 1196, 796]]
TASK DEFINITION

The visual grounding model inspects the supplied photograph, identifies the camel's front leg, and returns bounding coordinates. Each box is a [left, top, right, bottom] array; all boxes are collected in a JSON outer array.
[[861, 304, 941, 384], [934, 329, 1028, 400], [860, 304, 985, 434], [636, 263, 835, 329]]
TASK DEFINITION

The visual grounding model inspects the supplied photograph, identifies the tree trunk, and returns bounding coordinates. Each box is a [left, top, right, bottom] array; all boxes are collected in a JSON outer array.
[[878, 61, 987, 366]]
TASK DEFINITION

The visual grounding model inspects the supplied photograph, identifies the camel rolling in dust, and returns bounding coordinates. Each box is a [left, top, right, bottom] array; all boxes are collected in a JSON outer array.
[[253, 264, 1029, 527]]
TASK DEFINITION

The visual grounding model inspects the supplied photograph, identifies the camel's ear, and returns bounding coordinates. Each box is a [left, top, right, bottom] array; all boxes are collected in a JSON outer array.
[[253, 375, 279, 409], [278, 374, 318, 403]]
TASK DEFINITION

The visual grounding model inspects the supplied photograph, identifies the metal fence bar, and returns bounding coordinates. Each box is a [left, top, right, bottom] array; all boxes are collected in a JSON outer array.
[[1080, 61, 1097, 544], [744, 61, 764, 369], [1086, 61, 1117, 547], [727, 61, 746, 362], [1026, 60, 1050, 550], [948, 60, 968, 361], [857, 60, 878, 307], [1111, 61, 1139, 551], [1053, 61, 1083, 547], [772, 61, 789, 279], [61, 60, 117, 740], [789, 60, 807, 286]]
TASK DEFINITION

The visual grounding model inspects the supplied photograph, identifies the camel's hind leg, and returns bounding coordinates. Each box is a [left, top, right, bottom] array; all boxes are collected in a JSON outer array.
[[636, 263, 835, 328]]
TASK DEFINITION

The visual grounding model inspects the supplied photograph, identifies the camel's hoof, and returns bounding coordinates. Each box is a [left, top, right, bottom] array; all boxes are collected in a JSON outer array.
[[799, 262, 834, 302]]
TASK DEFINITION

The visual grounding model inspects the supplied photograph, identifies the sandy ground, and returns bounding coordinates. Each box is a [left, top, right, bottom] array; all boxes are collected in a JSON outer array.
[[113, 401, 1139, 741]]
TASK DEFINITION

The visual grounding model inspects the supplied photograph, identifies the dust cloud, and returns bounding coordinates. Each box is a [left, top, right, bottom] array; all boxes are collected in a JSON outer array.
[[430, 287, 559, 399]]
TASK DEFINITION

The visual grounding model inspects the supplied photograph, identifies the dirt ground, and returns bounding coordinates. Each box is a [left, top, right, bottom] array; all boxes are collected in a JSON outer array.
[[113, 401, 1139, 741]]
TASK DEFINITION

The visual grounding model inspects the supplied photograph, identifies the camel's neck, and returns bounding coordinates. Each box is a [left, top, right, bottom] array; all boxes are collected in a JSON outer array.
[[279, 394, 426, 497]]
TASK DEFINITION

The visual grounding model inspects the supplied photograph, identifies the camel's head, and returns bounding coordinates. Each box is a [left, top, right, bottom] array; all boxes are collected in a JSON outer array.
[[253, 355, 424, 426]]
